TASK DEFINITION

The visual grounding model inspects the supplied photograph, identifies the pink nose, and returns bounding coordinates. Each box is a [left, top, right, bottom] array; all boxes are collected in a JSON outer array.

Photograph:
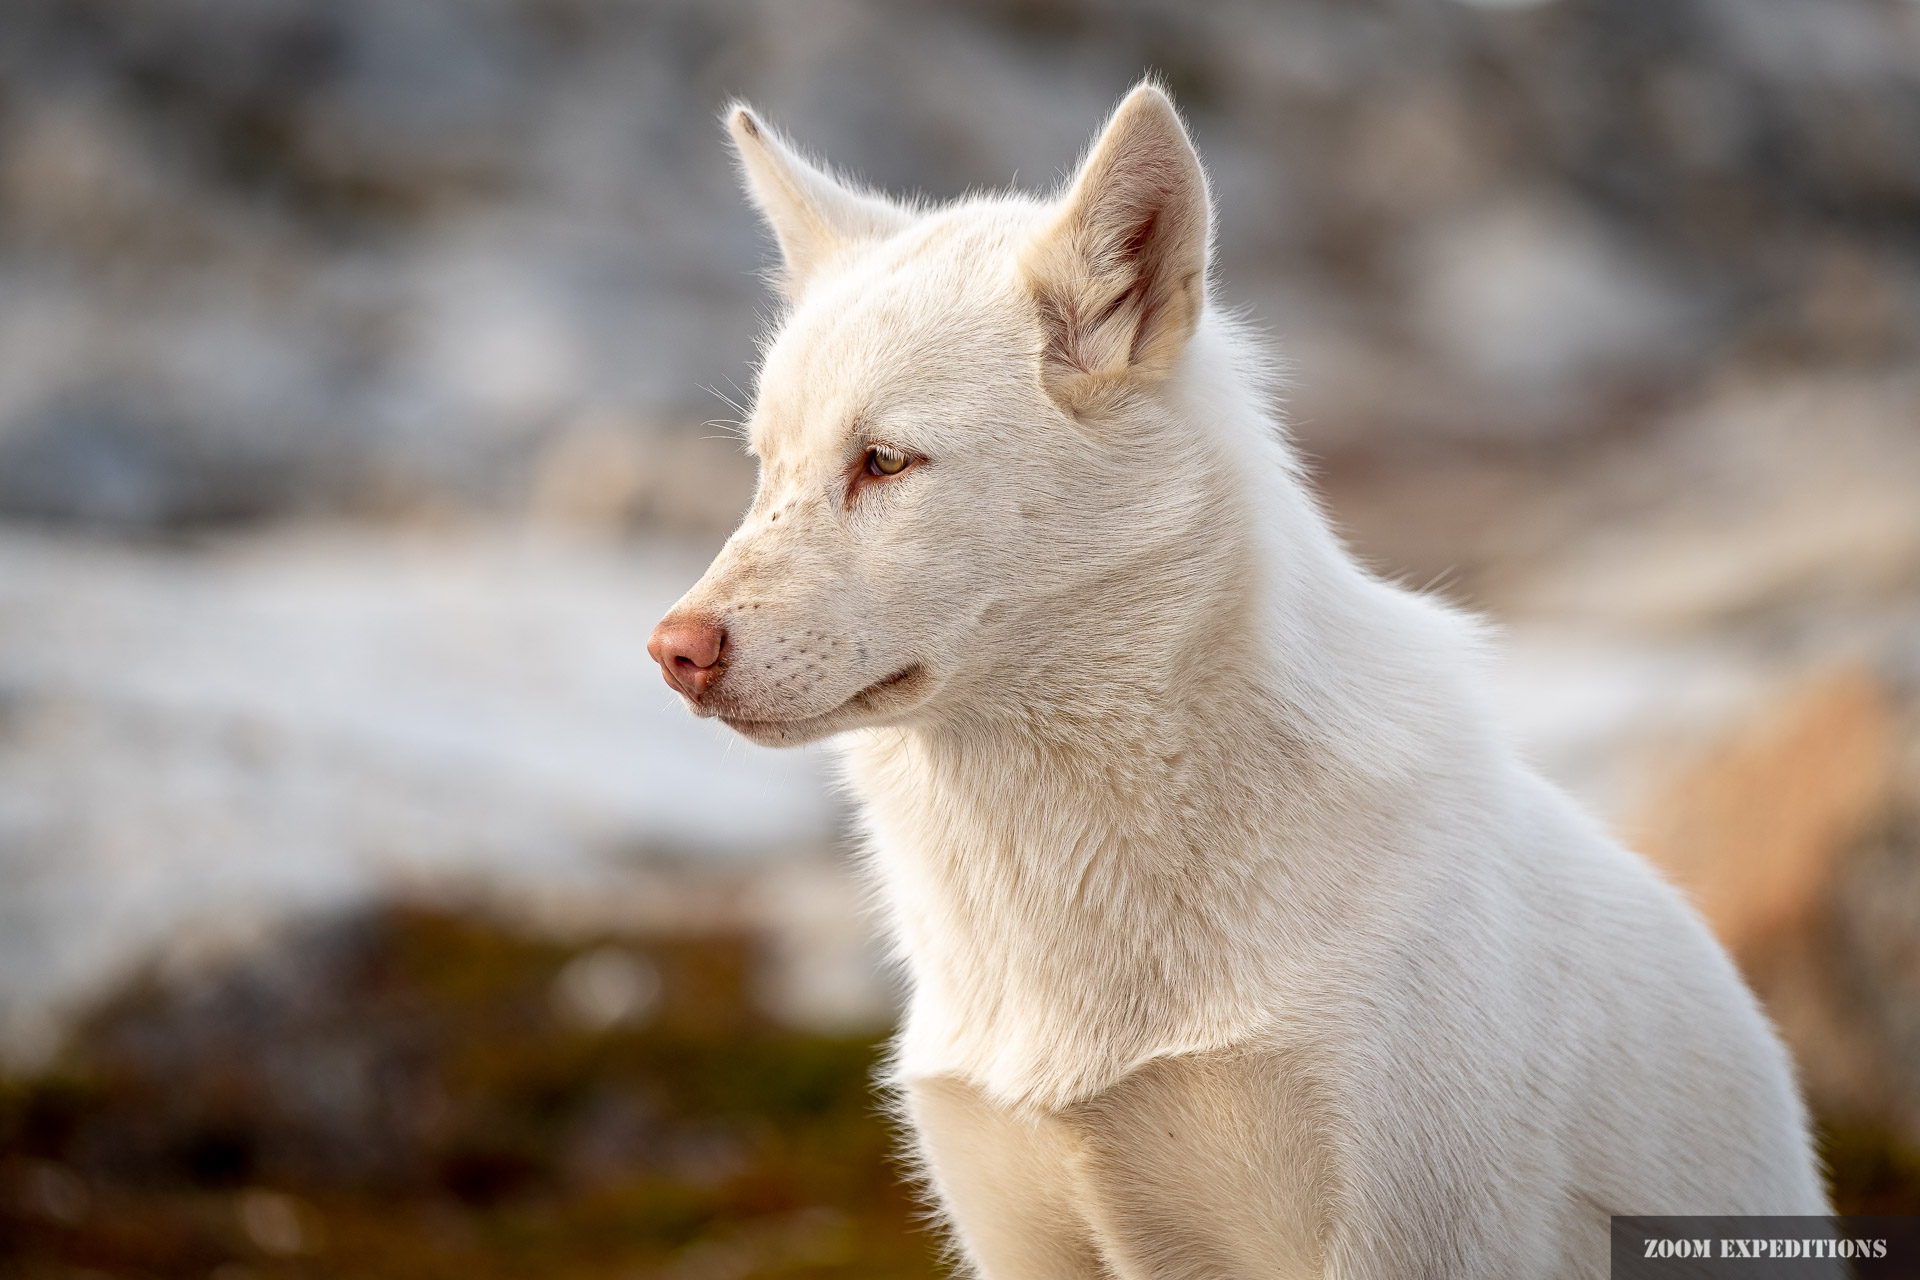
[[648, 614, 728, 701]]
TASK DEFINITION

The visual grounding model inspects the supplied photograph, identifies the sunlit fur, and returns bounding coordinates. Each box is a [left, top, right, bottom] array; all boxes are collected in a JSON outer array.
[[657, 83, 1829, 1279]]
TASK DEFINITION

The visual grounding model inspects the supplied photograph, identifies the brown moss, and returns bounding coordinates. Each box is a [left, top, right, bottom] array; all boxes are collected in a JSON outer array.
[[0, 905, 942, 1279], [14, 904, 1914, 1277], [1821, 1120, 1920, 1215]]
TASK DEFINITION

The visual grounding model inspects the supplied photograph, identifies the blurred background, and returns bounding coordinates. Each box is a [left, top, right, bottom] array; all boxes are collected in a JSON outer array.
[[2, 0, 1918, 1274]]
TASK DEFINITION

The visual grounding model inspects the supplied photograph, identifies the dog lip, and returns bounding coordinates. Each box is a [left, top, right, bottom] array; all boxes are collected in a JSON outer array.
[[717, 664, 925, 731]]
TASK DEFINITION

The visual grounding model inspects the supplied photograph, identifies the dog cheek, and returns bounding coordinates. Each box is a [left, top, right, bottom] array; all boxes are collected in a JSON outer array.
[[733, 558, 874, 708]]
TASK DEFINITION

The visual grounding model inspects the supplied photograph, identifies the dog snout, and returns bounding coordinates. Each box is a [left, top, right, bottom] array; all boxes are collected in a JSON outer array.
[[648, 614, 728, 701]]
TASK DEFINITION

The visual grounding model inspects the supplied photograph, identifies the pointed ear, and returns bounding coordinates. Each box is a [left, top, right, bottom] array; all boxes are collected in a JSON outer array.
[[1021, 84, 1211, 414], [725, 104, 914, 300]]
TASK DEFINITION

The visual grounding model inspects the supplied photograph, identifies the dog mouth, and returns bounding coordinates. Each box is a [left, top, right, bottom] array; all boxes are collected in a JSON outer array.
[[717, 664, 927, 738]]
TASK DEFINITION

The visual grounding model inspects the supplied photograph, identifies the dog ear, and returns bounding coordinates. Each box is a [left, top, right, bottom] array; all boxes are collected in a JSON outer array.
[[1022, 83, 1212, 414], [725, 104, 914, 300]]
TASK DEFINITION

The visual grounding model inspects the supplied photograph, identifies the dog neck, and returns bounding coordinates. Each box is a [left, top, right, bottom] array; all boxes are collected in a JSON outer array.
[[837, 320, 1502, 1109]]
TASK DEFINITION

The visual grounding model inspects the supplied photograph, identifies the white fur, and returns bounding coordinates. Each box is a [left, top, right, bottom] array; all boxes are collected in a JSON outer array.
[[656, 84, 1829, 1278]]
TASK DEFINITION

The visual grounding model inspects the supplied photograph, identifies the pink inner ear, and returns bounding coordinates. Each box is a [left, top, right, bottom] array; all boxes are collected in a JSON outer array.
[[1025, 94, 1210, 406], [1116, 206, 1161, 262], [1036, 291, 1094, 378], [1032, 200, 1203, 401]]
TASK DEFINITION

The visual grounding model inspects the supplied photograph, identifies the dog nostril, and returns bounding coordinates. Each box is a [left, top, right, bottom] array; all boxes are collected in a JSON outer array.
[[649, 615, 728, 698]]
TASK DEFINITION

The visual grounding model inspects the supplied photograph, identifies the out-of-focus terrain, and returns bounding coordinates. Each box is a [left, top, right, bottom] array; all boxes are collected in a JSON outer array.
[[2, 0, 1919, 1274]]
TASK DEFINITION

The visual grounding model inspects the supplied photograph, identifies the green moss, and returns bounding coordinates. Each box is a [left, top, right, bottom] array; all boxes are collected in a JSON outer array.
[[0, 905, 944, 1279]]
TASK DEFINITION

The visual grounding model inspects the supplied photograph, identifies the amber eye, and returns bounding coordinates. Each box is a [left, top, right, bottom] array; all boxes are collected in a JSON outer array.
[[866, 445, 911, 477]]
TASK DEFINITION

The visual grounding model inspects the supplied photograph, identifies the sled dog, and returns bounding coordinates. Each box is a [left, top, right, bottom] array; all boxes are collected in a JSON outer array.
[[649, 83, 1828, 1278]]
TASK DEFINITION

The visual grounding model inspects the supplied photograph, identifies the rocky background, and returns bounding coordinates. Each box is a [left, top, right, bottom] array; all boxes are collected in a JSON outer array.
[[2, 0, 1919, 1275]]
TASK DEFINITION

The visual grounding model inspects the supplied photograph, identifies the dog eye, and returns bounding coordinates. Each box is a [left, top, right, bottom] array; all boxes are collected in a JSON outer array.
[[866, 445, 912, 477]]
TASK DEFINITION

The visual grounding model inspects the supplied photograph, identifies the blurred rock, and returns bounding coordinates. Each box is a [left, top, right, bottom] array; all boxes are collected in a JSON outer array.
[[550, 945, 663, 1031], [0, 392, 298, 528], [1630, 666, 1895, 955], [1489, 373, 1920, 630], [0, 0, 1915, 525], [1407, 195, 1703, 431], [529, 411, 757, 535], [235, 1188, 316, 1257], [0, 527, 868, 1067]]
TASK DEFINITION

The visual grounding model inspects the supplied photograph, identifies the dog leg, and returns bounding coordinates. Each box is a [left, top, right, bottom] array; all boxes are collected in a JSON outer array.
[[1071, 1050, 1585, 1280], [905, 1076, 1108, 1280], [1062, 1049, 1333, 1280]]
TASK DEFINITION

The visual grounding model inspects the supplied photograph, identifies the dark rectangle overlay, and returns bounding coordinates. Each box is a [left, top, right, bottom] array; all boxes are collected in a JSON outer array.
[[1613, 1218, 1920, 1279]]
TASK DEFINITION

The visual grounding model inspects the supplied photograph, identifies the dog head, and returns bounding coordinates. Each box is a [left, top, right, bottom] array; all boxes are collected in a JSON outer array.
[[650, 84, 1226, 746]]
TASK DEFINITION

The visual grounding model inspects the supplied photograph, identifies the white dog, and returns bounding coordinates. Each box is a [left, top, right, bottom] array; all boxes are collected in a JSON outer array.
[[648, 83, 1828, 1278]]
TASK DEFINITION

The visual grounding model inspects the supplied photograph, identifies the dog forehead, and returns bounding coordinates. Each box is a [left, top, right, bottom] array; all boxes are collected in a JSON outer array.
[[750, 205, 1037, 457]]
